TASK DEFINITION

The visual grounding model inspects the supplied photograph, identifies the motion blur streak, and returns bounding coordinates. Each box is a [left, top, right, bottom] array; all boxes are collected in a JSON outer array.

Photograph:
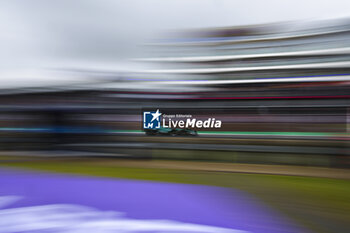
[[0, 197, 243, 233], [0, 1, 350, 233]]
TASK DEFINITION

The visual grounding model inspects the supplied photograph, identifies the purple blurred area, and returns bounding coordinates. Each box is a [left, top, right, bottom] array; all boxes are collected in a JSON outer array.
[[0, 168, 308, 233]]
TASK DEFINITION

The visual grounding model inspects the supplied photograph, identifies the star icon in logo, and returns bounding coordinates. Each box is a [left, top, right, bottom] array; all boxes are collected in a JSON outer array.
[[151, 109, 161, 122]]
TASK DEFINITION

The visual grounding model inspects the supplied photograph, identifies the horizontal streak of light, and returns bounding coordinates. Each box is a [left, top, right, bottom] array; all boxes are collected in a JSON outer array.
[[138, 47, 350, 62], [141, 61, 350, 74], [149, 75, 350, 85]]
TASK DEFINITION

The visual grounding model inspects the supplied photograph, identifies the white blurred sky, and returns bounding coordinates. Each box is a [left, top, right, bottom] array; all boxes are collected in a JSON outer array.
[[0, 0, 350, 87]]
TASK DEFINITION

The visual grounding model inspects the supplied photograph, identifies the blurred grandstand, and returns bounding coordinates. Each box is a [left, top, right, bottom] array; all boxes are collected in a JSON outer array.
[[0, 19, 349, 167]]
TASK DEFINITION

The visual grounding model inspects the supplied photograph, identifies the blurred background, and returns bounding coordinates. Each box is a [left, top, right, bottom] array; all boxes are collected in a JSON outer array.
[[0, 1, 349, 233], [0, 0, 349, 167]]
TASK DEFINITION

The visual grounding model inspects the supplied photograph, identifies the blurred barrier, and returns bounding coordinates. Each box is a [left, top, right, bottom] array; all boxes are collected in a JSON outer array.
[[0, 19, 350, 169]]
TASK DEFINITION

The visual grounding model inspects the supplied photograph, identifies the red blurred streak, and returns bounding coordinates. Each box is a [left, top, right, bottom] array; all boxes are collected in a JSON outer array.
[[190, 95, 350, 100]]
